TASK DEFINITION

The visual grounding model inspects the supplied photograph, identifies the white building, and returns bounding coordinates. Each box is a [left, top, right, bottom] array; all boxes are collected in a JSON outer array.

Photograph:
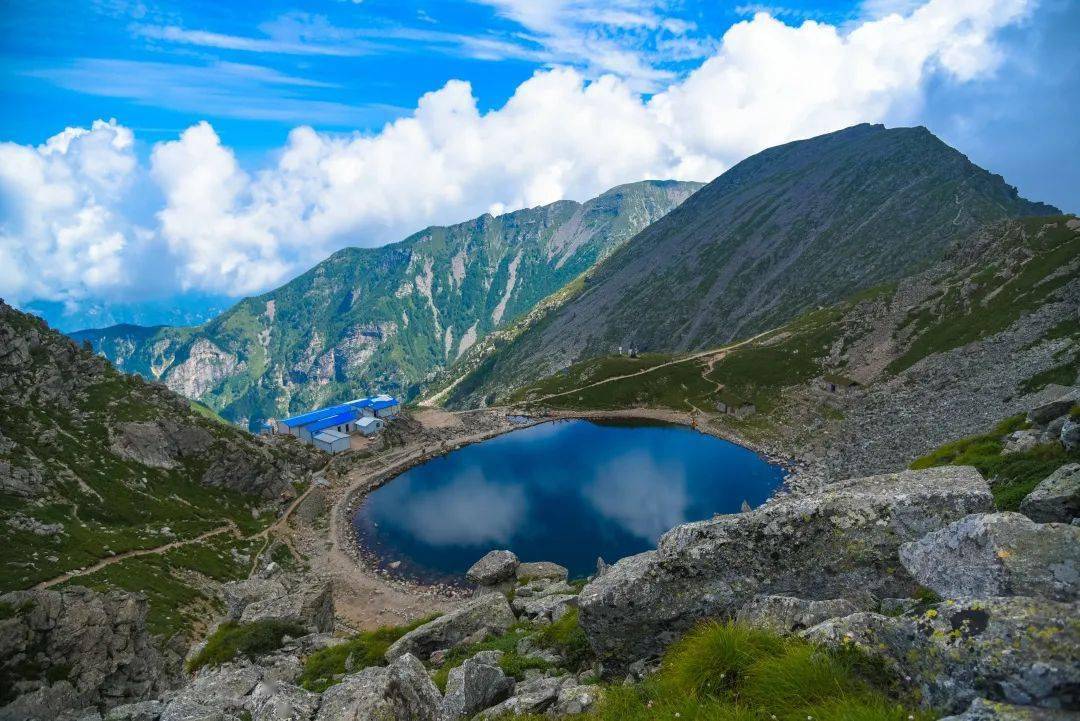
[[312, 429, 350, 454], [356, 416, 385, 436]]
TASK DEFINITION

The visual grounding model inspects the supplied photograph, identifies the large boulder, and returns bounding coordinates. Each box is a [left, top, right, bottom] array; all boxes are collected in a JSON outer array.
[[0, 587, 177, 721], [899, 513, 1080, 602], [516, 562, 568, 583], [238, 578, 334, 634], [384, 594, 515, 663], [466, 551, 519, 586], [1020, 464, 1080, 523], [1061, 419, 1080, 453], [159, 662, 263, 721], [803, 596, 1080, 712], [939, 698, 1076, 721], [734, 595, 860, 634], [1027, 389, 1079, 425], [315, 653, 440, 721], [578, 466, 993, 668], [476, 676, 567, 718], [441, 651, 514, 720]]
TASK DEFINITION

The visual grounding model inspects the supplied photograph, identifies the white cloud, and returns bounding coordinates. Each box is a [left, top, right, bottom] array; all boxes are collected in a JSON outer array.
[[1, 0, 1034, 306]]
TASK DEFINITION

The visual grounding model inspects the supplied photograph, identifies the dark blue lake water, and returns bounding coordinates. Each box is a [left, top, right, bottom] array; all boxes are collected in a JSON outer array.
[[353, 419, 785, 584]]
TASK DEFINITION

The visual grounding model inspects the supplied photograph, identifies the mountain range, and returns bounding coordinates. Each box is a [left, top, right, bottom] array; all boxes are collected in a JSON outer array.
[[73, 180, 701, 426], [438, 123, 1059, 406]]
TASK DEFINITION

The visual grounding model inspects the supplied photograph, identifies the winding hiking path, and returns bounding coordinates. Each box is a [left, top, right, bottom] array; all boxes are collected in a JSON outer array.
[[36, 522, 239, 590], [526, 329, 774, 405]]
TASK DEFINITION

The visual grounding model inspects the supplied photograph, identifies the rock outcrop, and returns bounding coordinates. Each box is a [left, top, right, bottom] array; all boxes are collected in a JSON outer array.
[[0, 587, 178, 721], [315, 653, 441, 721], [803, 596, 1079, 712], [1020, 464, 1080, 523], [899, 513, 1080, 601], [441, 650, 513, 720], [384, 594, 516, 663], [734, 595, 860, 634], [579, 466, 993, 668], [466, 550, 519, 589]]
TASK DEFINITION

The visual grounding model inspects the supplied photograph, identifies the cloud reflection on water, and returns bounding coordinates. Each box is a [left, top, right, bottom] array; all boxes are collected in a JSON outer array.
[[378, 469, 527, 547], [583, 451, 689, 541]]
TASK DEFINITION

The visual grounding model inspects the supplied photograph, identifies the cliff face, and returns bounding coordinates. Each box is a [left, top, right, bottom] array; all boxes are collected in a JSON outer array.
[[443, 124, 1059, 402], [74, 180, 702, 425]]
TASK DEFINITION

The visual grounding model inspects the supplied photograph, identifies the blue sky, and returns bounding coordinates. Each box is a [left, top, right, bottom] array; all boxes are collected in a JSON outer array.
[[1, 0, 1077, 330]]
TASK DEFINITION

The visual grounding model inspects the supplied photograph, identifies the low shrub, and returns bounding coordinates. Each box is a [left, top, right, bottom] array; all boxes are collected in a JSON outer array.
[[187, 620, 308, 672], [298, 614, 439, 692]]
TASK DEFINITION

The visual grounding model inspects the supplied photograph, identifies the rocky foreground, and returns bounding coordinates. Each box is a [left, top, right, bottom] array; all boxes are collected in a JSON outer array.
[[2, 396, 1078, 720]]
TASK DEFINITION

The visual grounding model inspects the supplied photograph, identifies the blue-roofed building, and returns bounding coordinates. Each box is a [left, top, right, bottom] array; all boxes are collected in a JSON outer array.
[[272, 394, 398, 447]]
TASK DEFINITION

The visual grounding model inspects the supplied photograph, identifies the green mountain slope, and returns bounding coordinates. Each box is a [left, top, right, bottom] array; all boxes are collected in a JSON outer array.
[[440, 124, 1059, 407], [0, 301, 318, 633], [499, 215, 1080, 481], [74, 180, 701, 426]]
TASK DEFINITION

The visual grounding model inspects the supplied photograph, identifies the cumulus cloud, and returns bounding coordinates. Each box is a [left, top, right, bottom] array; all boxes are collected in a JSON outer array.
[[1, 0, 1034, 307]]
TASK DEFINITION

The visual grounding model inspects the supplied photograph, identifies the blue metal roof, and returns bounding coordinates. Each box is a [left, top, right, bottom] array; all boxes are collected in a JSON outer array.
[[280, 404, 351, 428], [304, 410, 360, 434], [281, 395, 398, 428]]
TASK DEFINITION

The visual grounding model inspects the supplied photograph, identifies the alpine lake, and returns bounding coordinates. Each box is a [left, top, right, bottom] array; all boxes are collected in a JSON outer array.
[[352, 418, 786, 585]]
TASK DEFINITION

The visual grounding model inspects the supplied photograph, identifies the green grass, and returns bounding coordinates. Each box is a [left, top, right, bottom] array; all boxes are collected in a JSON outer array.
[[495, 621, 926, 721], [298, 614, 439, 692], [429, 624, 541, 691], [533, 607, 590, 669], [1018, 356, 1079, 395], [909, 414, 1080, 510], [187, 620, 309, 672]]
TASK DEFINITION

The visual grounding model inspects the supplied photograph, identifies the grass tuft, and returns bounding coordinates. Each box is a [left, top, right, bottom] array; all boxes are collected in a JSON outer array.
[[187, 620, 308, 672], [298, 614, 439, 692]]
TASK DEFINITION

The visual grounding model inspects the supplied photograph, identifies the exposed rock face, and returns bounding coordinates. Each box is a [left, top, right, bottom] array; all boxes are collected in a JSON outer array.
[[579, 466, 993, 668], [384, 594, 516, 663], [899, 513, 1080, 601], [940, 698, 1077, 721], [0, 587, 177, 720], [803, 596, 1080, 712], [441, 651, 513, 720], [734, 595, 860, 634], [1020, 464, 1080, 523], [315, 654, 441, 721], [466, 550, 519, 586], [1061, 420, 1080, 453], [512, 594, 577, 624], [238, 578, 335, 634]]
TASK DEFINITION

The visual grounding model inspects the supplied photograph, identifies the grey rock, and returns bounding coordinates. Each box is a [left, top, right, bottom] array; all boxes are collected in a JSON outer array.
[[1062, 419, 1080, 452], [384, 594, 515, 663], [803, 596, 1080, 712], [239, 579, 334, 634], [512, 594, 577, 624], [476, 676, 566, 718], [466, 550, 520, 586], [939, 698, 1077, 721], [441, 654, 514, 719], [552, 684, 602, 715], [1028, 389, 1080, 425], [879, 598, 918, 616], [899, 512, 1080, 602], [734, 595, 860, 634], [0, 586, 177, 720], [516, 562, 568, 583], [221, 579, 287, 622], [315, 653, 440, 721], [1020, 464, 1080, 523], [104, 701, 165, 721], [1003, 430, 1040, 454], [579, 466, 993, 669], [246, 681, 319, 721]]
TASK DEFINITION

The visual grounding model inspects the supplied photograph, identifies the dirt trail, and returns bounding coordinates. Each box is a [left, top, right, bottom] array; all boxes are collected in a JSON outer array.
[[530, 329, 772, 404], [36, 522, 239, 590]]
